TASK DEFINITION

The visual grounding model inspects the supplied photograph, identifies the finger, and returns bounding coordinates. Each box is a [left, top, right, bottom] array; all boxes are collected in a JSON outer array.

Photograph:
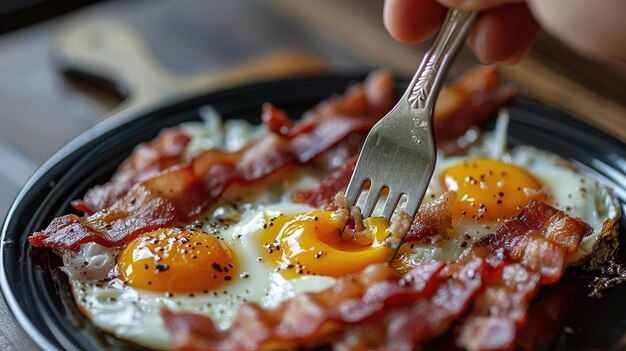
[[384, 0, 447, 44], [467, 4, 539, 63], [528, 0, 626, 60], [500, 33, 535, 64], [437, 0, 523, 10]]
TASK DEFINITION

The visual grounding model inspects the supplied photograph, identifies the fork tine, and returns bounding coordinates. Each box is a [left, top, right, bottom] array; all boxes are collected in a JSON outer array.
[[339, 8, 474, 251], [361, 184, 383, 218], [403, 194, 422, 219], [381, 191, 402, 220], [345, 176, 366, 206]]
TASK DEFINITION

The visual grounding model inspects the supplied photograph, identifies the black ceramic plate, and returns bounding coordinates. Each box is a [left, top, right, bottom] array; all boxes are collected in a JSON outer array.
[[2, 75, 625, 351]]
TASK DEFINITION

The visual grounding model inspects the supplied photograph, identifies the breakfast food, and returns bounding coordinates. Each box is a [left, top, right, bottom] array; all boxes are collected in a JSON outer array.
[[29, 67, 620, 350]]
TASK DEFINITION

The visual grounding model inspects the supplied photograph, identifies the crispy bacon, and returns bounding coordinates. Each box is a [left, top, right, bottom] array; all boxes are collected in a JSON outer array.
[[480, 200, 591, 283], [291, 156, 358, 210], [456, 262, 541, 351], [456, 201, 591, 351], [162, 201, 591, 351], [262, 103, 294, 137], [434, 66, 516, 154], [72, 128, 191, 215], [29, 186, 177, 250], [331, 258, 486, 351], [29, 70, 395, 250], [403, 191, 456, 244]]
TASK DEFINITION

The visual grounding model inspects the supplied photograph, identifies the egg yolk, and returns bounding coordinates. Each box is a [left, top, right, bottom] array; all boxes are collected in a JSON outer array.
[[441, 159, 547, 222], [118, 228, 236, 293], [259, 212, 393, 278]]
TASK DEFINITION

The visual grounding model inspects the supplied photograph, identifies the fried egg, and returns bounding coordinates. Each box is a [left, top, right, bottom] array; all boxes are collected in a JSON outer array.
[[393, 112, 619, 269]]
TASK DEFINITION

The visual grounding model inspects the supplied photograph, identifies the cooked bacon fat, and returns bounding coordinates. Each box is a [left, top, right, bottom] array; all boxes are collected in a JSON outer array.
[[72, 128, 190, 215], [403, 191, 456, 244], [29, 70, 395, 250], [161, 201, 591, 351]]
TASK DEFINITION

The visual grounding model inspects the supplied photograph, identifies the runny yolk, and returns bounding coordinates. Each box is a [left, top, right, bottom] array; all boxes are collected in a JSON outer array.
[[259, 211, 393, 278], [440, 159, 547, 222], [118, 228, 236, 293]]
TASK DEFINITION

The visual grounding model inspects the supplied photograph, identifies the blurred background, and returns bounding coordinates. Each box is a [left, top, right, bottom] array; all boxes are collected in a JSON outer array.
[[0, 1, 625, 348]]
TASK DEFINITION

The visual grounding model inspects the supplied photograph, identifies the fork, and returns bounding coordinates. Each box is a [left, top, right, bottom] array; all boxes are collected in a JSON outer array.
[[345, 9, 477, 229]]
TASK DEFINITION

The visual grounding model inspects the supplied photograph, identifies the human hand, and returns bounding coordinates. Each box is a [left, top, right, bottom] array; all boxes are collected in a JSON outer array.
[[384, 0, 626, 63]]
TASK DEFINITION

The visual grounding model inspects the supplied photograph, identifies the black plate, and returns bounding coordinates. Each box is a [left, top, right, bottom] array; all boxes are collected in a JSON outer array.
[[2, 75, 625, 350]]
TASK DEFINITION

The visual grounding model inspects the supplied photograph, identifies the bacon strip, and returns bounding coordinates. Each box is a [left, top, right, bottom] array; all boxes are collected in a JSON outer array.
[[72, 128, 191, 215], [161, 201, 591, 351], [480, 200, 591, 283], [456, 262, 541, 351], [331, 258, 486, 351], [29, 70, 395, 250], [435, 66, 516, 154], [291, 155, 358, 210], [29, 187, 177, 250], [456, 201, 591, 351], [403, 191, 456, 244]]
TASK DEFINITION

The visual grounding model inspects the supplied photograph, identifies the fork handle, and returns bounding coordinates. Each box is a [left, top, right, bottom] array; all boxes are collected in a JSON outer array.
[[407, 9, 478, 112]]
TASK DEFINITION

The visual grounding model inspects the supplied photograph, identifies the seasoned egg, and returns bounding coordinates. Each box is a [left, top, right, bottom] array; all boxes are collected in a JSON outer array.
[[440, 158, 547, 222], [396, 116, 620, 268], [118, 228, 236, 293], [258, 211, 393, 278]]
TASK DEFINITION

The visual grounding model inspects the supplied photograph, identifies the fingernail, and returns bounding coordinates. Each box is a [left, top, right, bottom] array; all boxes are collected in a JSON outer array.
[[472, 27, 490, 63]]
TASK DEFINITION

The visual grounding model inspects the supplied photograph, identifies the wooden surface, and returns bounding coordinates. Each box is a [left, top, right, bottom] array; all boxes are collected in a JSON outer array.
[[0, 0, 624, 349]]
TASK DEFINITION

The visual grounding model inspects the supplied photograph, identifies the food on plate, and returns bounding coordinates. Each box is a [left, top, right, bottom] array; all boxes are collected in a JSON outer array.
[[29, 66, 620, 350], [162, 201, 592, 351]]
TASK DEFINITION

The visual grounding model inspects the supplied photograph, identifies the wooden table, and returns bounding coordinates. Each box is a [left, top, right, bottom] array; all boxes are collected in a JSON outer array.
[[0, 0, 624, 349]]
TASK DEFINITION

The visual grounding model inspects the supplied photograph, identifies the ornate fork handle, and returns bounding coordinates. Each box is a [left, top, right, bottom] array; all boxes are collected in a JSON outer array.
[[407, 10, 477, 111], [343, 8, 477, 229]]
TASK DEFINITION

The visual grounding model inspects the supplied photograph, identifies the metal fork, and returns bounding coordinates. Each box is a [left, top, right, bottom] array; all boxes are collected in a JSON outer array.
[[345, 9, 477, 225]]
